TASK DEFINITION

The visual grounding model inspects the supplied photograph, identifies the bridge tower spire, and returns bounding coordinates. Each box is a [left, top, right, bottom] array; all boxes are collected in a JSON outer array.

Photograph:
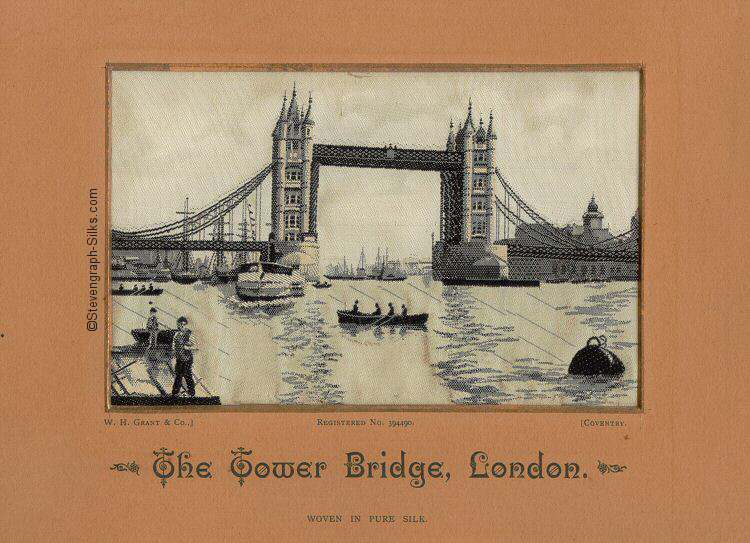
[[288, 82, 300, 123], [460, 100, 475, 241], [300, 91, 315, 241], [446, 119, 455, 151], [271, 91, 289, 240]]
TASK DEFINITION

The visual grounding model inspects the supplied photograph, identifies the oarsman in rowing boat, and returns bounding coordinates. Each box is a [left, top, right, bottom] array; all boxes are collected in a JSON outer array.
[[387, 303, 395, 316], [146, 307, 159, 349], [401, 304, 408, 317], [372, 303, 382, 315], [171, 316, 196, 397], [352, 300, 360, 314]]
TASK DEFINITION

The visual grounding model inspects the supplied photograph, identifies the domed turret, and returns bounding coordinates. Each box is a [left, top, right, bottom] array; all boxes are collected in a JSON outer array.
[[583, 194, 604, 229]]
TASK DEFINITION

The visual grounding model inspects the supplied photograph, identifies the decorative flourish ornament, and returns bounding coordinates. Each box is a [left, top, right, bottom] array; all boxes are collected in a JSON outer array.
[[110, 461, 140, 475], [597, 460, 628, 474]]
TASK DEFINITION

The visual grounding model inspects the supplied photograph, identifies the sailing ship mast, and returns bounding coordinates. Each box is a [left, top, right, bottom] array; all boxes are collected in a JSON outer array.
[[357, 247, 366, 276], [236, 199, 251, 267], [175, 197, 192, 272]]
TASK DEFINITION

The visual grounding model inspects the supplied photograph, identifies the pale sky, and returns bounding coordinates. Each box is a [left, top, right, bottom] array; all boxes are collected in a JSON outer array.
[[111, 70, 640, 267]]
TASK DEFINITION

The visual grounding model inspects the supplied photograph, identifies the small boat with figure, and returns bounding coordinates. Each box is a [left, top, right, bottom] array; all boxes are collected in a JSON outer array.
[[336, 310, 428, 326], [313, 280, 332, 289]]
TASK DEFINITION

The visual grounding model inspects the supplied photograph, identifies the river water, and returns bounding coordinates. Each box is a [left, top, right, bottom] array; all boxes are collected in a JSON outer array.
[[111, 276, 638, 407]]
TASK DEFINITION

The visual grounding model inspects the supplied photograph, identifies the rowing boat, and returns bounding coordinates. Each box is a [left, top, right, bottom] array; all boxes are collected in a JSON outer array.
[[336, 310, 428, 326], [111, 288, 164, 296]]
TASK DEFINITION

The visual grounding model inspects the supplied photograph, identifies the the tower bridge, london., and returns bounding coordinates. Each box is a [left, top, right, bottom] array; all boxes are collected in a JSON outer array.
[[112, 86, 640, 283]]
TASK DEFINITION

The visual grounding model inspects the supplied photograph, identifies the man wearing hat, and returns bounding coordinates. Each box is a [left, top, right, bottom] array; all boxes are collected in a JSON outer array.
[[171, 316, 195, 397]]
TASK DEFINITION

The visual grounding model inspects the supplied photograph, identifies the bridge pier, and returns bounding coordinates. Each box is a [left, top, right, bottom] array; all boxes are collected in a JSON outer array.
[[432, 239, 505, 282], [440, 171, 464, 245], [273, 235, 320, 281]]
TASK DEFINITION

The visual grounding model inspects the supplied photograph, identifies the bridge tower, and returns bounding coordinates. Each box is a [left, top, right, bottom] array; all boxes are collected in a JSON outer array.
[[270, 85, 319, 278], [442, 101, 496, 244], [434, 102, 499, 280]]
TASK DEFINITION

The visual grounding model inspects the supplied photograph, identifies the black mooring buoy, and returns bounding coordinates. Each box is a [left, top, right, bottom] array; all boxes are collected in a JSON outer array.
[[568, 336, 625, 376]]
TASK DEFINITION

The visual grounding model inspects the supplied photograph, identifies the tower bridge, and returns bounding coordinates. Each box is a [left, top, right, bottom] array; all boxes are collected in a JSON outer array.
[[112, 85, 640, 282]]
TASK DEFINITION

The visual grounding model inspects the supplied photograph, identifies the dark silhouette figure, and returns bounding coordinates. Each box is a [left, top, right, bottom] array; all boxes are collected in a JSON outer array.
[[352, 300, 360, 314], [171, 316, 195, 396], [372, 303, 382, 315], [401, 304, 408, 317], [146, 307, 159, 349], [387, 303, 395, 316], [268, 232, 276, 262]]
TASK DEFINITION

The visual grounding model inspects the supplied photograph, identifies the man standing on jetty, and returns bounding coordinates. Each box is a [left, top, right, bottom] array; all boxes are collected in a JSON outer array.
[[146, 307, 159, 349], [171, 316, 195, 397]]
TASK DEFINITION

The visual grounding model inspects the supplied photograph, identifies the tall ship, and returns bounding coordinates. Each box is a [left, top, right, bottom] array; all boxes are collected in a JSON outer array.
[[133, 253, 171, 282], [370, 247, 406, 281], [171, 251, 199, 284], [324, 247, 408, 281], [375, 264, 407, 281], [214, 261, 234, 283], [324, 252, 368, 281], [212, 200, 257, 283], [170, 197, 199, 284]]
